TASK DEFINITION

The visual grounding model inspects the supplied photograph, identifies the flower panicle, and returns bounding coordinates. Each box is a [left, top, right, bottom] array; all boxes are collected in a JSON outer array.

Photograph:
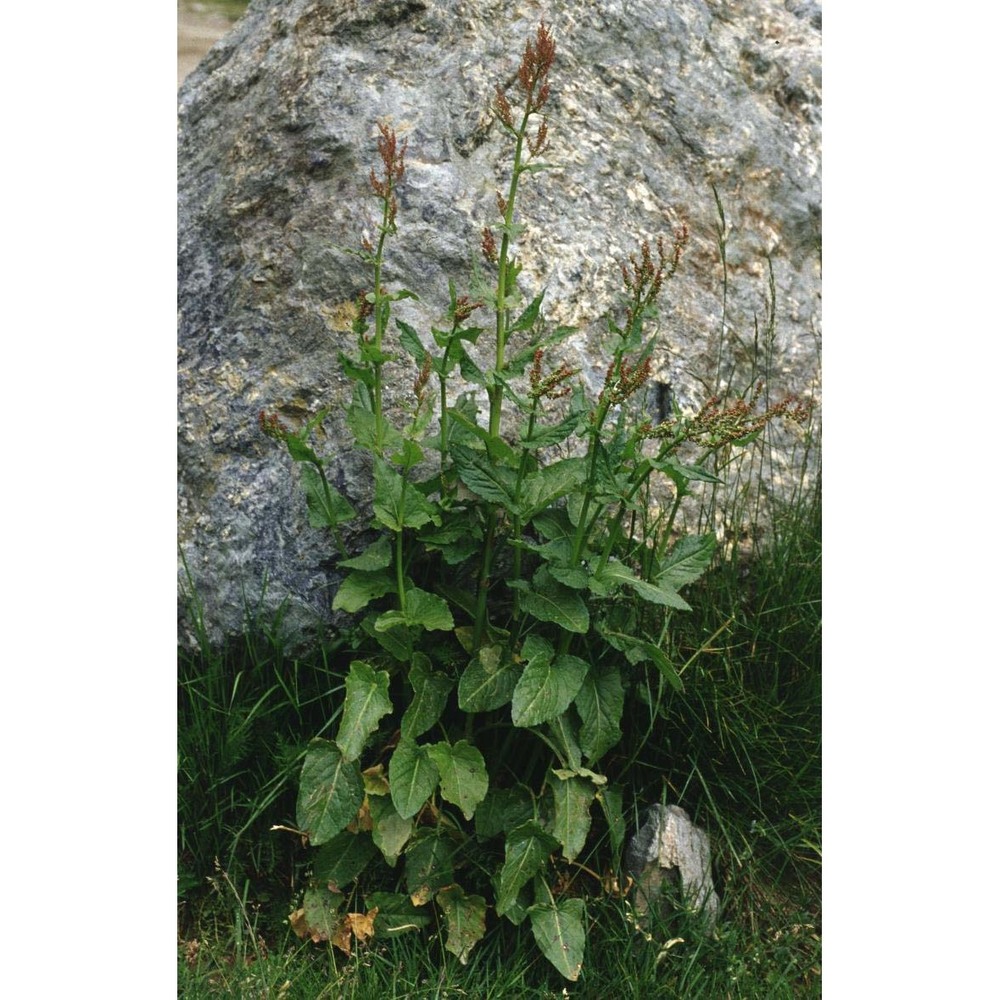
[[529, 348, 578, 400], [369, 121, 408, 229], [596, 355, 653, 412], [687, 383, 813, 448]]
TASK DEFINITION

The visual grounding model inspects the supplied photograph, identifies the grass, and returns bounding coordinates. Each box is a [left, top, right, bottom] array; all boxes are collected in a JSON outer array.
[[178, 460, 820, 996]]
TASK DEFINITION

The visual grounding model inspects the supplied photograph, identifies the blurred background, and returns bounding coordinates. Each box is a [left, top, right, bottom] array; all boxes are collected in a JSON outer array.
[[178, 1, 249, 87]]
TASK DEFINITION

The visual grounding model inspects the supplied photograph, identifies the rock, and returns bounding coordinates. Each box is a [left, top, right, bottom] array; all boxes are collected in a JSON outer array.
[[626, 803, 720, 929], [178, 0, 821, 648]]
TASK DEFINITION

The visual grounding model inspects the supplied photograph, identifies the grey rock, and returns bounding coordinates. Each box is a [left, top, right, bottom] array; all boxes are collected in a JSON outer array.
[[626, 803, 720, 929], [178, 0, 821, 648]]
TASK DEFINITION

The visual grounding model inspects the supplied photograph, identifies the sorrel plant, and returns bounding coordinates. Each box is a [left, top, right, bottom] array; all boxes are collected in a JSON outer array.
[[260, 22, 809, 980]]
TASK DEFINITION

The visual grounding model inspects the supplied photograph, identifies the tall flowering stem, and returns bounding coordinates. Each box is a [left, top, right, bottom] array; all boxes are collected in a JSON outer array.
[[486, 21, 555, 442]]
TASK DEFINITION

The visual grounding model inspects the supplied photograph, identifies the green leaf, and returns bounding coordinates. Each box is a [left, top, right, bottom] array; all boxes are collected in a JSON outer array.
[[458, 645, 521, 712], [300, 465, 356, 529], [436, 885, 487, 964], [597, 784, 626, 856], [373, 457, 440, 531], [405, 830, 455, 898], [625, 637, 685, 693], [546, 711, 582, 771], [511, 646, 588, 728], [401, 653, 454, 741], [508, 290, 545, 334], [389, 739, 440, 820], [339, 536, 393, 571], [517, 458, 588, 519], [658, 533, 717, 590], [475, 785, 535, 838], [450, 443, 518, 506], [650, 453, 722, 485], [360, 614, 415, 662], [395, 318, 426, 363], [528, 892, 585, 981], [299, 885, 342, 942], [313, 831, 378, 888], [297, 740, 364, 847], [405, 587, 455, 631], [369, 795, 413, 865], [496, 822, 559, 918], [336, 661, 393, 762], [426, 741, 489, 821], [548, 772, 595, 862], [591, 558, 691, 610], [366, 891, 431, 936], [574, 663, 624, 764], [515, 567, 589, 634], [520, 388, 586, 451], [332, 570, 395, 613]]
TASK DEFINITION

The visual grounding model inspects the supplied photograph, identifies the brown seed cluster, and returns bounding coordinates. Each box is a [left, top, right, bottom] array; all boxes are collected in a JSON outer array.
[[529, 347, 578, 400], [258, 410, 289, 442], [369, 121, 408, 229], [597, 355, 653, 411], [621, 226, 689, 329], [687, 383, 812, 448]]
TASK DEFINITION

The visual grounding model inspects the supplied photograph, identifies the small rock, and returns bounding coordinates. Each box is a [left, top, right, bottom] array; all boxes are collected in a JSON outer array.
[[626, 803, 720, 929]]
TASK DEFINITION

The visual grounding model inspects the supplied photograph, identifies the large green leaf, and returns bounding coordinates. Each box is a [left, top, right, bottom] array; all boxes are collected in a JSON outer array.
[[496, 823, 559, 918], [313, 831, 378, 888], [450, 443, 519, 506], [388, 739, 440, 820], [369, 795, 413, 865], [401, 653, 454, 741], [658, 533, 717, 590], [332, 570, 395, 613], [458, 645, 521, 712], [336, 661, 393, 762], [528, 891, 585, 981], [625, 637, 685, 693], [574, 663, 624, 764], [436, 885, 487, 964], [374, 586, 455, 633], [426, 740, 488, 821], [338, 536, 393, 571], [514, 567, 589, 634], [512, 643, 588, 728], [548, 772, 595, 862], [300, 465, 356, 529], [590, 558, 691, 610], [405, 830, 455, 899], [546, 711, 582, 771], [475, 785, 535, 838], [373, 456, 440, 531], [296, 740, 364, 846], [517, 458, 588, 518]]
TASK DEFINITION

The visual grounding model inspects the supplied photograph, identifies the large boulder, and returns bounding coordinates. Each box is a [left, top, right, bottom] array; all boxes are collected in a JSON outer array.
[[178, 0, 821, 648]]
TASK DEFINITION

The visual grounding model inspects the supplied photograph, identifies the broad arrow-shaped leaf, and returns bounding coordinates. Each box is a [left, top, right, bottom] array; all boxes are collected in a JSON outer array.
[[426, 740, 488, 821], [658, 533, 717, 590], [336, 661, 393, 762], [389, 739, 440, 820], [574, 663, 624, 764], [401, 653, 454, 741], [590, 558, 690, 610], [514, 567, 589, 633], [436, 885, 487, 964], [511, 643, 588, 728], [528, 891, 585, 981], [496, 822, 559, 918], [369, 795, 413, 865], [313, 831, 378, 888], [458, 645, 521, 712], [548, 772, 595, 862], [297, 740, 364, 847], [405, 830, 455, 899]]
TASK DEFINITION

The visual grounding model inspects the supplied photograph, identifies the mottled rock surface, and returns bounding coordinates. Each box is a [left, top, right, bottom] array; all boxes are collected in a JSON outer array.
[[626, 802, 721, 928], [178, 0, 821, 647]]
